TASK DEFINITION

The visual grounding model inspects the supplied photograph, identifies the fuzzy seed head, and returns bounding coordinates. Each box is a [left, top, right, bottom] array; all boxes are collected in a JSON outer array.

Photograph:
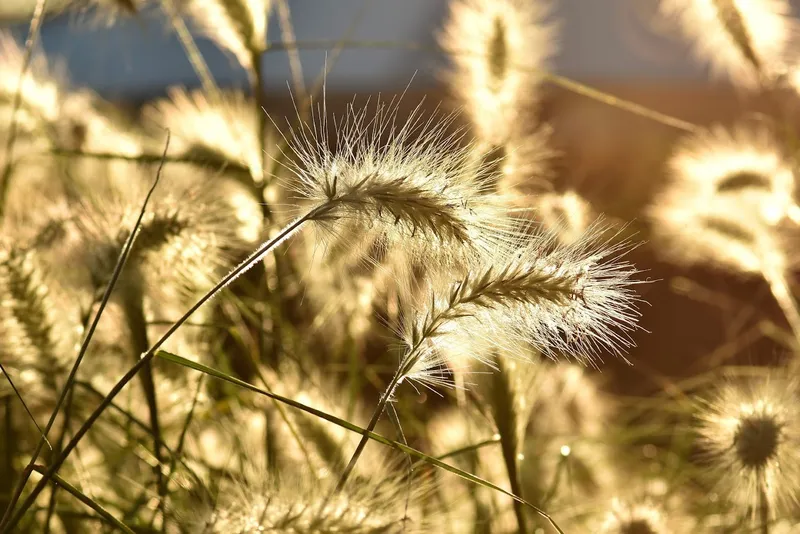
[[282, 99, 515, 266], [0, 245, 77, 408], [145, 88, 264, 183], [399, 225, 641, 389], [650, 125, 797, 276], [439, 0, 556, 145], [199, 469, 428, 533], [659, 0, 797, 88], [696, 373, 800, 516], [664, 125, 797, 225], [76, 166, 252, 307]]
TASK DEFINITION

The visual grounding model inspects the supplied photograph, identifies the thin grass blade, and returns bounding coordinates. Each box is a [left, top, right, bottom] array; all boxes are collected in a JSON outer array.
[[155, 350, 565, 534]]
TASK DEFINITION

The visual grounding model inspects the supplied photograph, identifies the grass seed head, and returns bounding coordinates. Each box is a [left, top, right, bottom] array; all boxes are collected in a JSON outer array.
[[399, 224, 641, 389], [282, 99, 516, 266], [199, 467, 429, 533], [659, 0, 798, 88], [145, 88, 264, 183], [0, 32, 62, 129], [439, 0, 556, 145], [696, 372, 800, 518], [664, 124, 798, 225], [0, 245, 81, 414], [650, 124, 798, 276], [76, 166, 251, 307]]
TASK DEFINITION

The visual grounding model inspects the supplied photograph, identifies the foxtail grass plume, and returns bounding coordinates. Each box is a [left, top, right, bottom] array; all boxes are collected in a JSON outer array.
[[649, 124, 799, 276], [439, 0, 555, 145], [158, 99, 513, 323], [696, 372, 800, 520], [144, 88, 264, 183], [0, 245, 77, 409], [199, 468, 428, 533], [664, 124, 799, 225], [280, 99, 514, 265], [76, 166, 253, 308], [400, 225, 640, 389], [649, 124, 800, 336], [659, 0, 799, 89], [180, 0, 271, 70]]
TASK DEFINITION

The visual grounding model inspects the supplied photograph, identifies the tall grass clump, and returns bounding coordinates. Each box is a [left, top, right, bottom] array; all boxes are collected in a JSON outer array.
[[5, 0, 800, 533]]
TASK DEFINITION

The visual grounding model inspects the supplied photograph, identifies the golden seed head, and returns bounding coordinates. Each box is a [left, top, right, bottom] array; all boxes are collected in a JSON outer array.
[[659, 0, 796, 88], [697, 372, 800, 517], [439, 0, 556, 144]]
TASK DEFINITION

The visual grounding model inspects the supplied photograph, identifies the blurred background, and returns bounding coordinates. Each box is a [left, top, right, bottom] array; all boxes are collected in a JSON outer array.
[[3, 0, 800, 392], [0, 0, 798, 97]]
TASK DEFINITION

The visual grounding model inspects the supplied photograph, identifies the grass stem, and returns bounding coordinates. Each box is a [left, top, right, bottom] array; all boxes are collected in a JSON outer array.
[[761, 264, 800, 347]]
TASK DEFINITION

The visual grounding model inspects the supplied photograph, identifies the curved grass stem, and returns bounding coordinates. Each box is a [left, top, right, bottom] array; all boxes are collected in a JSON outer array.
[[758, 477, 770, 534], [333, 368, 403, 494]]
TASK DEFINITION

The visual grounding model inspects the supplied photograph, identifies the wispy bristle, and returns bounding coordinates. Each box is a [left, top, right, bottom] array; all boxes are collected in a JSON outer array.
[[399, 224, 641, 389], [282, 99, 515, 264]]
